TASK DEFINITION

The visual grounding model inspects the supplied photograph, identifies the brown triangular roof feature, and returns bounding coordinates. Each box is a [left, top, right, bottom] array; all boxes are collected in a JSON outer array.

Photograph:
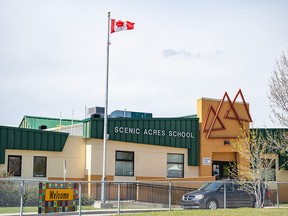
[[224, 89, 253, 122]]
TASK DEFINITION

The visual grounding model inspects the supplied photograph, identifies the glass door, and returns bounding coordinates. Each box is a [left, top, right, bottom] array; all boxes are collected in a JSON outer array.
[[212, 161, 237, 179]]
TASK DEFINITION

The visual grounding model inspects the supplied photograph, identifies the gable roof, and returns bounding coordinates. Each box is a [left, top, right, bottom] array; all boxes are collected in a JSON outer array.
[[19, 115, 82, 130]]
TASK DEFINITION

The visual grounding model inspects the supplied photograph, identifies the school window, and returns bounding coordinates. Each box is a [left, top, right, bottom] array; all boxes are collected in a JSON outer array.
[[167, 154, 184, 178], [33, 156, 47, 177], [262, 158, 276, 181], [8, 155, 22, 177], [115, 151, 134, 176]]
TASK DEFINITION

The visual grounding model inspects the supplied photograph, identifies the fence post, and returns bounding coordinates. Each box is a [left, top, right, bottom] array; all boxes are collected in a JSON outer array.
[[276, 182, 279, 208], [117, 182, 121, 215], [20, 180, 24, 216], [78, 182, 82, 216], [168, 181, 172, 211], [152, 184, 154, 203], [224, 182, 226, 209]]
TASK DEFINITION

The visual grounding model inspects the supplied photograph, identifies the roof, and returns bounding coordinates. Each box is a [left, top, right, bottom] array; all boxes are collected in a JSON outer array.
[[0, 125, 68, 164], [19, 115, 82, 130], [180, 114, 198, 118]]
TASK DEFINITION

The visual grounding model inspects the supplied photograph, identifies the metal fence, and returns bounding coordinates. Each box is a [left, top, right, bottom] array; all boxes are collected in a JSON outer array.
[[0, 179, 287, 215]]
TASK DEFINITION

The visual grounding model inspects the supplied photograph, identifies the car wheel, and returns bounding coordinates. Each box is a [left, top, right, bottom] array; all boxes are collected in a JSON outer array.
[[206, 199, 218, 210]]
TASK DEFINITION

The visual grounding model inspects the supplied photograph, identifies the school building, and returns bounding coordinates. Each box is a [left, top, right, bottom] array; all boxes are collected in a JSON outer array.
[[0, 89, 287, 184]]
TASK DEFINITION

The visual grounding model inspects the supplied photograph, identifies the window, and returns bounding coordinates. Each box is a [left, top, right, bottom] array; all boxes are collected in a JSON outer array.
[[262, 158, 276, 181], [33, 156, 47, 177], [167, 154, 184, 178], [8, 155, 22, 176], [115, 151, 134, 176]]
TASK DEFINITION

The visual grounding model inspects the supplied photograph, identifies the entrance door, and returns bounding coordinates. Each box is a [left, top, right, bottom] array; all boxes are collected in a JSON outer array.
[[212, 161, 237, 180]]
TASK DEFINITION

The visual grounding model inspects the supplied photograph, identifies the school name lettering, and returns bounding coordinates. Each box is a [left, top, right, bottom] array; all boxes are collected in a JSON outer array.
[[114, 127, 194, 138]]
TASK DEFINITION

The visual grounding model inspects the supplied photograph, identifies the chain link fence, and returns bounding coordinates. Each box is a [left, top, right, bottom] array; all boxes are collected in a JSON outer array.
[[0, 179, 287, 215]]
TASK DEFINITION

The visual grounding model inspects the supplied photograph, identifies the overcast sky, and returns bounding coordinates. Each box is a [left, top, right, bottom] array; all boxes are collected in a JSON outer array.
[[1, 0, 288, 128]]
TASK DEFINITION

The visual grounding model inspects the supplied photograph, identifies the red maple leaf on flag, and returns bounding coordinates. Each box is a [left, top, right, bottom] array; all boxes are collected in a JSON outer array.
[[111, 19, 135, 33]]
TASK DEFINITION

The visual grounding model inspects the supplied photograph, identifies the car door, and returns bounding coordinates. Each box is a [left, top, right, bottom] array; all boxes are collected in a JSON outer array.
[[218, 183, 235, 208], [233, 183, 253, 207], [226, 183, 237, 208]]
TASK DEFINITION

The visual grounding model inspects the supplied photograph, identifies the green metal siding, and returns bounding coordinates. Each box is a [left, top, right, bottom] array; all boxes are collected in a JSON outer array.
[[250, 128, 288, 170], [0, 125, 69, 164], [83, 118, 200, 166], [279, 155, 288, 170]]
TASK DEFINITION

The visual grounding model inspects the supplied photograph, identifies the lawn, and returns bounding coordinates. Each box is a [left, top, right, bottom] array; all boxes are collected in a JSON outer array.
[[0, 207, 37, 214], [0, 206, 287, 215], [0, 206, 97, 214], [132, 208, 288, 216]]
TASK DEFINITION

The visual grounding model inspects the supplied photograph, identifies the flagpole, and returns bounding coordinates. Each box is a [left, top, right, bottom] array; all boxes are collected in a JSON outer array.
[[101, 11, 111, 204]]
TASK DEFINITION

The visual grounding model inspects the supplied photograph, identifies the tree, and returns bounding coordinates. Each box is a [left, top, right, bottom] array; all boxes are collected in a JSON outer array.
[[268, 51, 288, 127], [231, 126, 287, 208]]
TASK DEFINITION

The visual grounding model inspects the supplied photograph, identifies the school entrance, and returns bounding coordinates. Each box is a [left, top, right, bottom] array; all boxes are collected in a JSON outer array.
[[212, 152, 237, 180], [212, 161, 237, 180]]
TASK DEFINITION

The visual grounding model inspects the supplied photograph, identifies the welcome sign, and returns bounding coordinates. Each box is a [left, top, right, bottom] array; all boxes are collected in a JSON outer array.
[[45, 189, 74, 201], [38, 182, 79, 214]]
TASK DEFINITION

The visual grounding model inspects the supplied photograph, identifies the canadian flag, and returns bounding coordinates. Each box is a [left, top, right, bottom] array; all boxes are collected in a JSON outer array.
[[111, 19, 135, 33]]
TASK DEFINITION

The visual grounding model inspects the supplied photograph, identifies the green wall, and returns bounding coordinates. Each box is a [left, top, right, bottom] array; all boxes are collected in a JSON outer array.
[[83, 117, 200, 166], [0, 125, 68, 164]]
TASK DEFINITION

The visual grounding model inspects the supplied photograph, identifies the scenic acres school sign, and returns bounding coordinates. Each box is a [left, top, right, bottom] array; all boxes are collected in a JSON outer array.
[[84, 118, 200, 166], [85, 118, 199, 144], [114, 126, 195, 139]]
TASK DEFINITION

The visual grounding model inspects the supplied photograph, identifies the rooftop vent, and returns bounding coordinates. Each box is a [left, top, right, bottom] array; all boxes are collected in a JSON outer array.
[[39, 125, 47, 130], [88, 106, 105, 118]]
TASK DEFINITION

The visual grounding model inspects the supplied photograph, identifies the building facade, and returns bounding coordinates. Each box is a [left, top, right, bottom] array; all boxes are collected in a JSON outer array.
[[0, 90, 287, 184]]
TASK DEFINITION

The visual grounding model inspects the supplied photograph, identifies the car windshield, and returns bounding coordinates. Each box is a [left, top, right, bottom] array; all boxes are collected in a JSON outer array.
[[198, 182, 223, 191]]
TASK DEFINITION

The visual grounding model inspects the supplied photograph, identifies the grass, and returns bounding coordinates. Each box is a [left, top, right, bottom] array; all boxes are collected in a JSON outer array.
[[0, 207, 37, 214], [131, 208, 288, 216], [0, 206, 98, 214], [0, 206, 287, 215]]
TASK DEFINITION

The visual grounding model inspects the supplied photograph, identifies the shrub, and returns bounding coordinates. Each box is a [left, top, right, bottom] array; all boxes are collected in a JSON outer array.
[[81, 194, 95, 206]]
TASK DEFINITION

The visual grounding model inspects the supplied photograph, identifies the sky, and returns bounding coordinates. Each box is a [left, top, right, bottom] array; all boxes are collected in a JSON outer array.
[[0, 0, 288, 128]]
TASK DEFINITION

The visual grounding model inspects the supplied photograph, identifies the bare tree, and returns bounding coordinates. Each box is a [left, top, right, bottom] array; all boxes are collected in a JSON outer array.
[[231, 126, 287, 208], [268, 51, 288, 127]]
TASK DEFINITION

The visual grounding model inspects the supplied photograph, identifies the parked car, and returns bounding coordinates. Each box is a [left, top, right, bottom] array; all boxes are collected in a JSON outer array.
[[181, 181, 272, 209]]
